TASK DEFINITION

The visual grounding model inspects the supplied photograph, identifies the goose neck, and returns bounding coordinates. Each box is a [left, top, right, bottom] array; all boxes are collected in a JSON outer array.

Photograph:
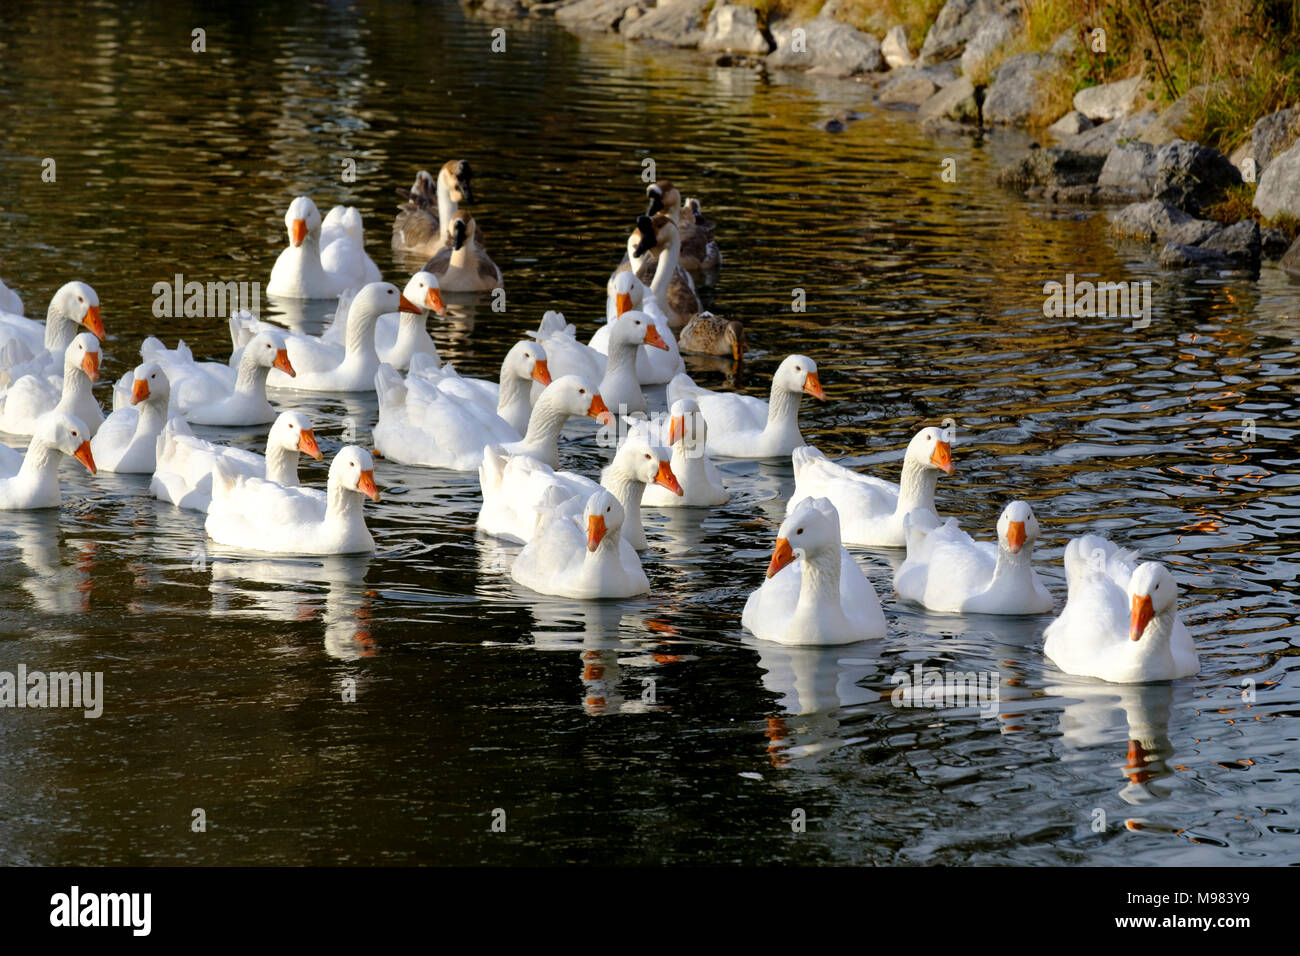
[[264, 441, 298, 486], [896, 459, 939, 516]]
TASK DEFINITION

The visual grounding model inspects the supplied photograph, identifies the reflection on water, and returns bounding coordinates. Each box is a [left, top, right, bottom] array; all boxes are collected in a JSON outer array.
[[0, 0, 1297, 865]]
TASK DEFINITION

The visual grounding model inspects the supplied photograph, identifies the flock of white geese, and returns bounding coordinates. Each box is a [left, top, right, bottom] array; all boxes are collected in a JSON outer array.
[[0, 160, 1198, 685]]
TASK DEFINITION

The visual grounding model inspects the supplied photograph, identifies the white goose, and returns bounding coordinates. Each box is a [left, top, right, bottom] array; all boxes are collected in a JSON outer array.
[[477, 421, 679, 548], [528, 311, 605, 386], [266, 282, 420, 393], [373, 341, 550, 471], [1043, 535, 1199, 683], [511, 489, 649, 600], [308, 272, 447, 371], [91, 362, 174, 473], [894, 500, 1054, 614], [475, 375, 610, 471], [115, 330, 294, 426], [667, 354, 825, 458], [0, 281, 104, 390], [788, 427, 954, 548], [742, 497, 887, 646], [267, 196, 351, 299], [0, 278, 22, 316], [0, 412, 96, 510], [151, 412, 323, 512], [589, 272, 683, 386], [320, 205, 382, 288], [0, 333, 103, 437], [206, 445, 380, 555], [595, 309, 669, 417], [642, 399, 728, 508]]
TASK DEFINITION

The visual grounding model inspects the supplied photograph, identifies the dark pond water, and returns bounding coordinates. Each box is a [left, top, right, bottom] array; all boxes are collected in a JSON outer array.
[[0, 0, 1297, 865]]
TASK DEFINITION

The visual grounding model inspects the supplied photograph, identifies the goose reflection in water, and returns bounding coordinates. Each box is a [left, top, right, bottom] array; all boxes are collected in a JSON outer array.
[[0, 511, 96, 615]]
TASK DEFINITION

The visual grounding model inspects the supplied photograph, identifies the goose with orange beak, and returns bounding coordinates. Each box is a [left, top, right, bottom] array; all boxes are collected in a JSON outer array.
[[90, 362, 174, 473], [642, 398, 729, 508], [0, 281, 104, 390], [206, 445, 380, 555], [788, 425, 955, 548], [742, 497, 886, 646], [268, 195, 356, 299], [589, 272, 684, 386], [894, 500, 1053, 614], [597, 309, 674, 416], [0, 333, 104, 438], [511, 489, 649, 600], [371, 271, 448, 371], [151, 411, 324, 513], [666, 354, 826, 458], [1044, 536, 1198, 683], [423, 211, 502, 292], [0, 412, 96, 510], [483, 375, 610, 470]]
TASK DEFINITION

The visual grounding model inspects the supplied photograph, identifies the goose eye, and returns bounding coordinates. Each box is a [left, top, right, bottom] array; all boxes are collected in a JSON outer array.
[[796, 528, 803, 535], [71, 430, 78, 437], [644, 453, 651, 460], [579, 389, 586, 395], [78, 296, 84, 303]]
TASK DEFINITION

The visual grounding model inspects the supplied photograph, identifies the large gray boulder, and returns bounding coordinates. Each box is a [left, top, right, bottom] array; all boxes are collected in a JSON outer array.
[[1160, 220, 1261, 269], [919, 76, 979, 123], [919, 0, 1014, 65], [1254, 138, 1300, 220], [1057, 111, 1156, 156], [881, 25, 913, 68], [1073, 76, 1145, 122], [1250, 108, 1300, 172], [983, 53, 1060, 126], [1279, 234, 1300, 276], [878, 69, 941, 107], [959, 13, 1018, 79], [1048, 110, 1092, 136], [1108, 200, 1195, 241], [619, 0, 710, 45], [1140, 85, 1212, 145], [555, 0, 635, 30], [997, 146, 1106, 190], [1165, 219, 1224, 246], [1152, 140, 1240, 216], [1096, 141, 1158, 196], [700, 3, 770, 54], [767, 16, 883, 77]]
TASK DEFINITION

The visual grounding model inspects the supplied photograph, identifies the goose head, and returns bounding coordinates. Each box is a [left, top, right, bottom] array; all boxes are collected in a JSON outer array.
[[402, 271, 446, 317], [64, 332, 101, 382], [284, 196, 322, 248], [630, 214, 678, 258], [35, 411, 95, 474], [645, 180, 681, 219], [906, 426, 954, 475], [440, 159, 473, 204], [775, 355, 825, 400], [247, 330, 296, 376], [767, 497, 841, 578], [447, 211, 478, 251], [352, 281, 422, 328], [332, 445, 380, 501], [584, 489, 625, 552], [666, 398, 707, 452], [542, 375, 612, 425], [129, 362, 171, 408], [610, 270, 638, 318], [997, 500, 1040, 555], [50, 281, 104, 338], [326, 205, 364, 242], [271, 411, 322, 459], [1128, 563, 1178, 642], [610, 309, 668, 351], [615, 425, 681, 495], [503, 340, 550, 386]]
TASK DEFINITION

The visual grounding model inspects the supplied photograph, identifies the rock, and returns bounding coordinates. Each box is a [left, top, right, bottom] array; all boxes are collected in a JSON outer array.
[[983, 53, 1059, 126], [767, 16, 884, 77], [1230, 140, 1254, 178], [920, 116, 984, 138], [1096, 141, 1158, 196], [1158, 243, 1232, 269], [997, 146, 1106, 190], [1165, 219, 1224, 246], [700, 3, 770, 54], [1254, 138, 1300, 220], [1202, 220, 1261, 260], [1262, 227, 1290, 258], [1073, 76, 1144, 122], [619, 0, 710, 46], [1279, 235, 1300, 275], [1140, 85, 1212, 145], [1057, 111, 1157, 156], [959, 14, 1018, 79], [1049, 28, 1078, 57], [555, 0, 635, 31], [919, 76, 979, 123], [1108, 200, 1195, 241], [882, 25, 913, 69], [877, 69, 940, 107], [1152, 140, 1241, 216], [1250, 108, 1300, 172], [1048, 110, 1092, 136], [919, 0, 1016, 65], [473, 0, 527, 17]]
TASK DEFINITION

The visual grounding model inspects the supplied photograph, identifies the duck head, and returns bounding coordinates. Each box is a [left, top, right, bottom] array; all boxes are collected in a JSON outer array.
[[65, 332, 101, 382], [997, 500, 1040, 555], [247, 330, 296, 376], [271, 411, 322, 459], [615, 425, 681, 496], [129, 361, 171, 408], [333, 445, 380, 502], [775, 354, 824, 400], [542, 375, 612, 425], [36, 411, 95, 474], [447, 211, 477, 251], [645, 180, 681, 218], [403, 271, 446, 316], [611, 310, 668, 351], [284, 196, 322, 248], [666, 398, 707, 452], [50, 281, 104, 338], [722, 319, 746, 361], [610, 270, 638, 318], [1128, 563, 1178, 642], [504, 340, 550, 386], [441, 159, 474, 204], [584, 488, 625, 552], [767, 497, 841, 578], [906, 426, 954, 475]]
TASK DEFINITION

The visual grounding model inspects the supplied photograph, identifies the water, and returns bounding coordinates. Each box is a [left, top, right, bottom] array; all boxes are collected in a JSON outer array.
[[0, 0, 1297, 866]]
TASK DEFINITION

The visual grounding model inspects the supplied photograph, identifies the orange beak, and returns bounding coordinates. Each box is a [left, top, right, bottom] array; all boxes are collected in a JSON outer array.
[[1005, 520, 1026, 554], [531, 359, 551, 386], [616, 292, 633, 316], [298, 429, 322, 459], [644, 324, 669, 351], [1130, 594, 1154, 642], [668, 414, 685, 445], [655, 459, 683, 496], [398, 293, 421, 315], [425, 287, 446, 315], [587, 393, 613, 425], [930, 439, 954, 474], [82, 304, 104, 339], [766, 537, 796, 579], [273, 348, 295, 377], [731, 332, 743, 362], [130, 378, 149, 405], [81, 350, 100, 382], [587, 513, 607, 552], [357, 469, 380, 502], [74, 440, 96, 475], [290, 218, 307, 247], [802, 371, 825, 400]]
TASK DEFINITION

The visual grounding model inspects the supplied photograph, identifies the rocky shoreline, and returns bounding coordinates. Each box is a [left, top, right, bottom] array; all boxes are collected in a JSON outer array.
[[467, 0, 1300, 277]]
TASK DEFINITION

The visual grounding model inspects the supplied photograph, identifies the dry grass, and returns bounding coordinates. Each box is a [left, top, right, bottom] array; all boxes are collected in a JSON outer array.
[[1203, 183, 1260, 225]]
